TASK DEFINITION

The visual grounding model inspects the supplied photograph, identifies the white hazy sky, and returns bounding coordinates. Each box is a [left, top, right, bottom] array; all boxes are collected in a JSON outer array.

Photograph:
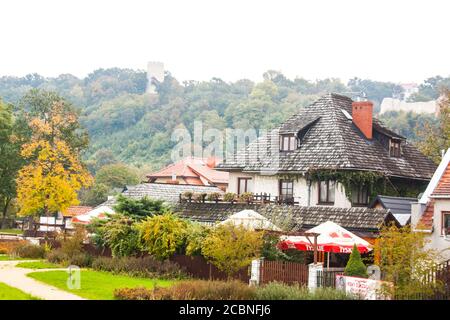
[[0, 0, 449, 83]]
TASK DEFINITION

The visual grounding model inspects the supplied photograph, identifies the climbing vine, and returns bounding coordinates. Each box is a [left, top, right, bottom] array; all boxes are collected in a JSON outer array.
[[305, 169, 425, 203]]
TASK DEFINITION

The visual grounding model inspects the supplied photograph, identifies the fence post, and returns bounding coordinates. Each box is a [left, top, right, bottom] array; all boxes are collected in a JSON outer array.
[[308, 262, 323, 292], [249, 258, 263, 286]]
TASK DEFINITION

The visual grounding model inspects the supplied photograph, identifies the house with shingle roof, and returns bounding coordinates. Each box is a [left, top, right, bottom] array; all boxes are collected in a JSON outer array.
[[369, 195, 416, 226], [216, 93, 436, 208], [174, 202, 398, 241], [412, 148, 450, 260]]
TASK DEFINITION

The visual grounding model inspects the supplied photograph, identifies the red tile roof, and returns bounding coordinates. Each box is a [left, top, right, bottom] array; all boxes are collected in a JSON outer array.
[[431, 162, 450, 197], [63, 206, 94, 217], [147, 157, 229, 186], [418, 200, 434, 230]]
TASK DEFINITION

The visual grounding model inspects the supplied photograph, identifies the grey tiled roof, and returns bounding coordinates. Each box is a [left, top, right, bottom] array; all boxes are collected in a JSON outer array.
[[217, 93, 436, 180], [369, 195, 415, 226], [98, 183, 224, 208], [174, 202, 397, 233]]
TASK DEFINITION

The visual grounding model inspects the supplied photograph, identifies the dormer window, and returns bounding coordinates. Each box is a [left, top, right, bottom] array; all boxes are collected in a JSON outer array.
[[280, 134, 297, 152], [389, 139, 402, 157]]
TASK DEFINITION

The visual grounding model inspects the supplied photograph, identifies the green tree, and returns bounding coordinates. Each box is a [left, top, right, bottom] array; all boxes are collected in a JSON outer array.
[[201, 223, 263, 277], [416, 90, 450, 163], [344, 244, 368, 278], [113, 195, 167, 221], [0, 100, 25, 227], [78, 183, 109, 207], [95, 163, 140, 189], [138, 213, 188, 260]]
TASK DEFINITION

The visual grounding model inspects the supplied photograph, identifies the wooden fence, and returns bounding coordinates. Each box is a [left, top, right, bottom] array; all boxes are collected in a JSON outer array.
[[259, 260, 309, 285], [170, 254, 250, 282]]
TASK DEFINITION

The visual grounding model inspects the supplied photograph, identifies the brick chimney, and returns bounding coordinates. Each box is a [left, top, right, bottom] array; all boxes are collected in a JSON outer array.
[[352, 101, 373, 139]]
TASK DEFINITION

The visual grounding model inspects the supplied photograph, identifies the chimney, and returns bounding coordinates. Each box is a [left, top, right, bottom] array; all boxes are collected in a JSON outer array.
[[352, 101, 373, 139]]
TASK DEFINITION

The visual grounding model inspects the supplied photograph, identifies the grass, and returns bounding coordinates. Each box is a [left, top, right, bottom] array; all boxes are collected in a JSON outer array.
[[0, 254, 29, 261], [27, 270, 175, 300], [0, 229, 23, 235], [0, 282, 39, 300], [16, 261, 61, 269]]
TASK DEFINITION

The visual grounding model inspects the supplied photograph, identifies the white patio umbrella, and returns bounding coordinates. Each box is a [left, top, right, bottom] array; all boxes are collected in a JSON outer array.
[[218, 209, 281, 231], [71, 206, 115, 225]]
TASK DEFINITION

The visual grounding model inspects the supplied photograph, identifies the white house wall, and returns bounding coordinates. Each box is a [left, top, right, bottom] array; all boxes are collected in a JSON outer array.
[[429, 199, 450, 261], [227, 172, 352, 208]]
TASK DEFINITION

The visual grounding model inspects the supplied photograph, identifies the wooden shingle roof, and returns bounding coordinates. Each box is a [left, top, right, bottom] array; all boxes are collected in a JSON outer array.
[[217, 93, 436, 180], [174, 202, 397, 234]]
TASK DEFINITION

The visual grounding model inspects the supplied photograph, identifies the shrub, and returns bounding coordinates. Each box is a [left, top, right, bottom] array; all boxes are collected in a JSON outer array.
[[202, 223, 263, 277], [182, 191, 193, 201], [223, 193, 236, 203], [91, 215, 140, 257], [344, 244, 368, 278], [239, 192, 253, 202], [113, 195, 168, 220], [185, 223, 210, 256], [11, 243, 45, 259], [114, 280, 256, 300], [91, 256, 184, 279], [46, 248, 92, 267], [114, 287, 154, 300], [206, 192, 221, 202], [255, 282, 355, 300], [0, 241, 27, 255], [192, 193, 206, 203], [138, 213, 188, 260]]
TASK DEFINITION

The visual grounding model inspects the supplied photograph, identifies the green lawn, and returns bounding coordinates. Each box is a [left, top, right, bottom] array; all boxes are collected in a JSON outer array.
[[0, 254, 29, 261], [27, 270, 175, 300], [16, 261, 60, 269], [0, 282, 39, 300], [0, 229, 23, 235]]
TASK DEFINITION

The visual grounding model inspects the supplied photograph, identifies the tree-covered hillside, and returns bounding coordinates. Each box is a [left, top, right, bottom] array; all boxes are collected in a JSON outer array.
[[0, 69, 447, 171]]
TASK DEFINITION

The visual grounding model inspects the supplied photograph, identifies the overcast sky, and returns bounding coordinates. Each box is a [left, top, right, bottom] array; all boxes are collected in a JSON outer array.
[[0, 0, 449, 84]]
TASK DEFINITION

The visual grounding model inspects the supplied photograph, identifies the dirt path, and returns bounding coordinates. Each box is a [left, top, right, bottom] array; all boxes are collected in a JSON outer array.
[[0, 260, 85, 300]]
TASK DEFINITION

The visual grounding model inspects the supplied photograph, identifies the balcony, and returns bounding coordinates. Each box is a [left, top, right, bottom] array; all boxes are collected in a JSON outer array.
[[179, 192, 301, 205]]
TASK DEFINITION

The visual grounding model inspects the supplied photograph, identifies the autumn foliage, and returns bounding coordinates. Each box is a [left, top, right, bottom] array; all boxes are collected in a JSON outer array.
[[16, 101, 92, 216]]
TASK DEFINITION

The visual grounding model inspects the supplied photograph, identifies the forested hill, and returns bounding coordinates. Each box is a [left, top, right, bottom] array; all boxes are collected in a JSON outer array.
[[0, 69, 447, 170]]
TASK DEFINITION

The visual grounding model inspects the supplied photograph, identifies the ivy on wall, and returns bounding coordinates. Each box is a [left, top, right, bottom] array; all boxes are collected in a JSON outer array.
[[305, 169, 425, 203]]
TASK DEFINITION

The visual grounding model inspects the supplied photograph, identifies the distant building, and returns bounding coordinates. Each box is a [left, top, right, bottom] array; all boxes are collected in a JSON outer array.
[[400, 83, 419, 101], [146, 61, 165, 94], [379, 97, 438, 116], [146, 157, 229, 191]]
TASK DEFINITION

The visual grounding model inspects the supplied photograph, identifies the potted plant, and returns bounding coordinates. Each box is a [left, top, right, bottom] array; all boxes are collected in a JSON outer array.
[[223, 192, 236, 203], [207, 192, 221, 203]]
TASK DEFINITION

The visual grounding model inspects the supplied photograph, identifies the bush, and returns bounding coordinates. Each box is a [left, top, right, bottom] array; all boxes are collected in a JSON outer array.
[[255, 282, 355, 300], [344, 244, 368, 278], [91, 256, 184, 279], [114, 280, 256, 300], [11, 243, 45, 259], [223, 193, 236, 203], [46, 248, 93, 267], [206, 193, 221, 202], [201, 224, 263, 277], [114, 287, 154, 300], [138, 213, 188, 260], [239, 192, 253, 202], [0, 241, 28, 255]]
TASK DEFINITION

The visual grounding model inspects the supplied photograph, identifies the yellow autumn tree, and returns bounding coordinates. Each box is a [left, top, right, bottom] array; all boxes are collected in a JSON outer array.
[[16, 101, 93, 216]]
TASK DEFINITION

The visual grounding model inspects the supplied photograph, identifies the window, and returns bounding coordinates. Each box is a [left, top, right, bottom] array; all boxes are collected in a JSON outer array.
[[237, 177, 252, 195], [352, 185, 369, 206], [279, 180, 294, 203], [442, 212, 450, 236], [280, 134, 297, 152], [389, 139, 401, 157], [318, 180, 335, 205]]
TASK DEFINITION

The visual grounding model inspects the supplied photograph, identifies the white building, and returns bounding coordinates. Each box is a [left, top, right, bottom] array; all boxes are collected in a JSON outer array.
[[412, 149, 450, 261], [217, 94, 436, 209]]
